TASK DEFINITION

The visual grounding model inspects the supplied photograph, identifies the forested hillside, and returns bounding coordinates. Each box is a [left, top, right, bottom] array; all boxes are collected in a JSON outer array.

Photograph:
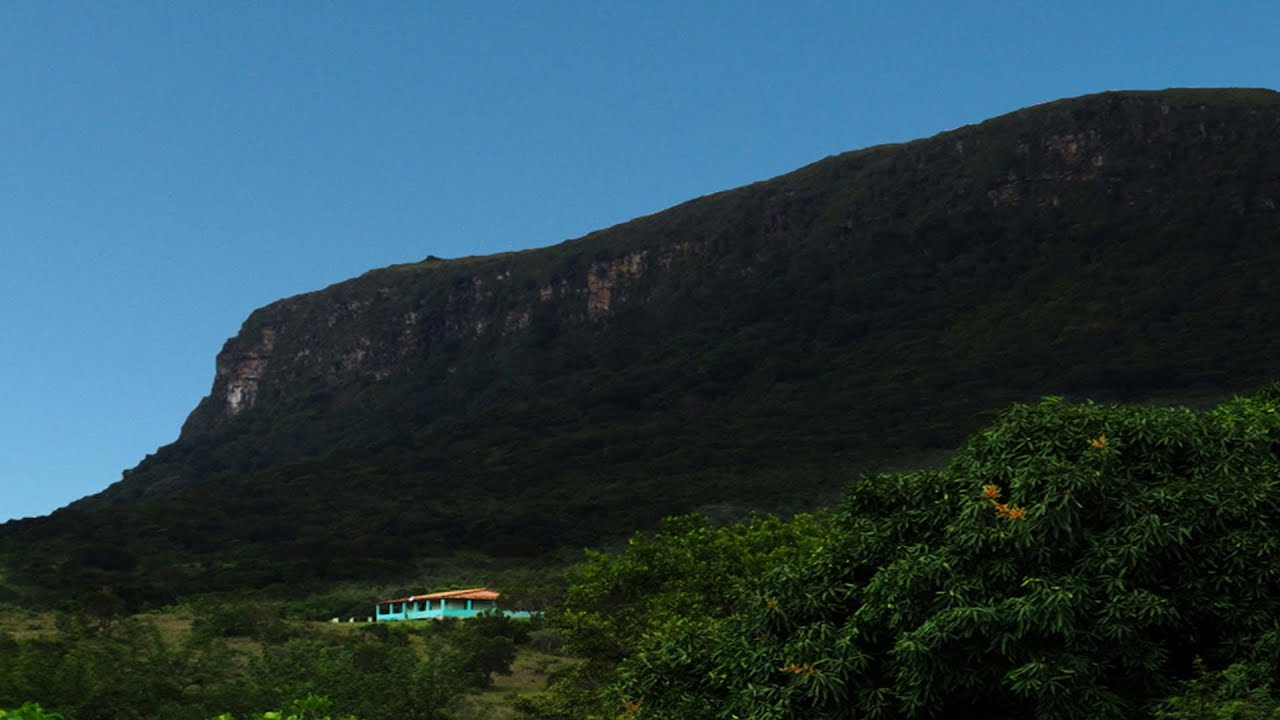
[[4, 88, 1280, 602]]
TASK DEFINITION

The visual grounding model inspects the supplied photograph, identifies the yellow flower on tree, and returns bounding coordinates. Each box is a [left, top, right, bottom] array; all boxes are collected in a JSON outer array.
[[993, 502, 1027, 521], [780, 662, 820, 678], [621, 696, 644, 717], [983, 483, 1025, 521]]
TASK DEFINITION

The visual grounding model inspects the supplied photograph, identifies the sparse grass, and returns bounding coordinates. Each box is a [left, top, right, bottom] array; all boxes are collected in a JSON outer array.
[[0, 607, 53, 640], [460, 648, 580, 720], [143, 608, 195, 642]]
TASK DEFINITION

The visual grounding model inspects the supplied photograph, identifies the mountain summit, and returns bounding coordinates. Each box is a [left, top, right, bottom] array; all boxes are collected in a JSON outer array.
[[6, 88, 1280, 597]]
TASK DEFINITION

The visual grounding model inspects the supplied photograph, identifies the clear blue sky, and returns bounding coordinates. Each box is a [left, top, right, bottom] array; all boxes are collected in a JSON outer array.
[[2, 1, 1277, 522]]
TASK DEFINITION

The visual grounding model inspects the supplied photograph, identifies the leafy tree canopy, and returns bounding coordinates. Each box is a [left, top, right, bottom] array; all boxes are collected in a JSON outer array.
[[539, 386, 1280, 719]]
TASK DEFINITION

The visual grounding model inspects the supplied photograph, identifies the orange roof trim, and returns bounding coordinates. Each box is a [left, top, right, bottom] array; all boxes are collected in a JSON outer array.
[[418, 587, 499, 601], [379, 587, 500, 603]]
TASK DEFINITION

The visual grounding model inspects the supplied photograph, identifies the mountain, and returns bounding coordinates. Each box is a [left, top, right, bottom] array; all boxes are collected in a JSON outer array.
[[4, 88, 1280, 602]]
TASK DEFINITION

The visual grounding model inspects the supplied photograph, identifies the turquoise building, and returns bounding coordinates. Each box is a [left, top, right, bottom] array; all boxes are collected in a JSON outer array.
[[374, 587, 533, 622]]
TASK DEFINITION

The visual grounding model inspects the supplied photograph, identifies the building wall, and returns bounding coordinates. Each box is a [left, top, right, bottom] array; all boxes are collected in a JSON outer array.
[[374, 598, 533, 622]]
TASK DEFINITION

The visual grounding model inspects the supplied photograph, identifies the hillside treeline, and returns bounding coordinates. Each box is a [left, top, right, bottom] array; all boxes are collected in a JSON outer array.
[[9, 389, 1280, 719]]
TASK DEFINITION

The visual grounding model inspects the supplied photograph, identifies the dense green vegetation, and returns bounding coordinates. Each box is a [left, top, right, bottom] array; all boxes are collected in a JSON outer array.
[[9, 390, 1280, 718], [0, 602, 533, 720], [208, 695, 358, 720], [2, 696, 360, 720], [6, 89, 1280, 600], [526, 389, 1280, 719]]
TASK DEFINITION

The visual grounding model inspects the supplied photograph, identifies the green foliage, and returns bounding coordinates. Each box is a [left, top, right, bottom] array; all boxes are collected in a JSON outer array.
[[1156, 663, 1280, 720], [521, 512, 834, 719], [191, 600, 291, 643], [546, 390, 1280, 719], [277, 587, 382, 622], [0, 704, 63, 720], [0, 613, 241, 720], [445, 612, 528, 687], [207, 695, 358, 720], [526, 629, 564, 654], [0, 599, 532, 720]]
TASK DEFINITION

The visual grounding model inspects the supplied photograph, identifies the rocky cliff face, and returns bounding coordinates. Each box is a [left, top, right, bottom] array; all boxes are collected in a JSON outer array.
[[182, 241, 700, 437], [185, 89, 1280, 440], [41, 89, 1280, 581]]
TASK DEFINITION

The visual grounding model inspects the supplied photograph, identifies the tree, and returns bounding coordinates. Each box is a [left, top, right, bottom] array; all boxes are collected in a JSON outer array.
[[588, 389, 1280, 719], [522, 512, 834, 719]]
